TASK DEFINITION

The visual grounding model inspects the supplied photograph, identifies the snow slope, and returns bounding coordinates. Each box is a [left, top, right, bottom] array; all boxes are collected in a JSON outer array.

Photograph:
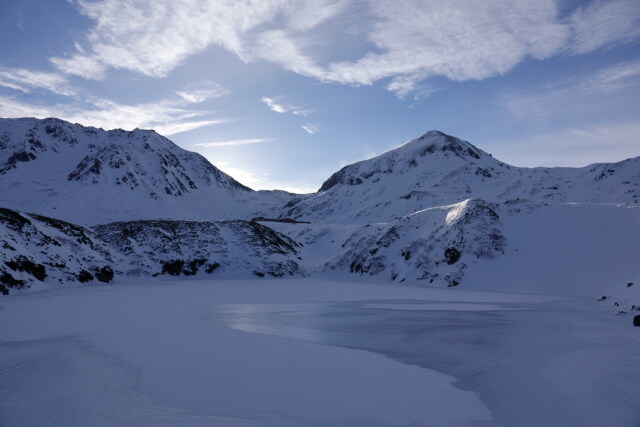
[[0, 207, 301, 294], [258, 130, 639, 301], [1, 120, 638, 303], [93, 219, 301, 279], [0, 117, 284, 225], [271, 130, 639, 223], [0, 207, 118, 295]]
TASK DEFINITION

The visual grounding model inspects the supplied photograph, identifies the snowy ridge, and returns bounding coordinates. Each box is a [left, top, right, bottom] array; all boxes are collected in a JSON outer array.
[[0, 207, 118, 295], [273, 130, 639, 223], [0, 207, 302, 294], [0, 117, 263, 225], [255, 130, 640, 305], [0, 119, 639, 304], [317, 198, 505, 287], [94, 219, 301, 279]]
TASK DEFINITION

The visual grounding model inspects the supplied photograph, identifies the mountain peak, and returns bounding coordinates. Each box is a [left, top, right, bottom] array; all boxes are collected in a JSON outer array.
[[0, 117, 254, 224], [396, 130, 483, 160], [317, 130, 488, 193], [419, 129, 449, 138]]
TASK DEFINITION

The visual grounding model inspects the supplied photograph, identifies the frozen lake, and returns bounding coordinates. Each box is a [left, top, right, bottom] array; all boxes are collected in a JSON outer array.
[[1, 279, 639, 426], [215, 298, 640, 426]]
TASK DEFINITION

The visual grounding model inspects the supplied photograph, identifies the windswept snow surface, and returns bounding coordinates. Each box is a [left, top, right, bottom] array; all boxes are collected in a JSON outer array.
[[1, 279, 639, 427]]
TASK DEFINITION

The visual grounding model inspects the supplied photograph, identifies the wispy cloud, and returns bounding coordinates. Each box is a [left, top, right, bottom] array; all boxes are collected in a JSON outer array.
[[49, 0, 297, 79], [192, 138, 272, 148], [505, 61, 640, 119], [261, 96, 313, 116], [261, 97, 288, 114], [176, 81, 229, 103], [0, 66, 76, 96], [567, 0, 640, 55], [49, 0, 640, 100], [301, 123, 321, 134], [580, 61, 640, 94], [386, 74, 439, 100], [0, 94, 230, 136], [292, 108, 314, 117], [50, 54, 106, 80], [152, 119, 229, 136]]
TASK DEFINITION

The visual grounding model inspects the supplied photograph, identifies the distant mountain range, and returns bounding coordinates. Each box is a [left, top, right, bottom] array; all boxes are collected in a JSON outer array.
[[1, 117, 638, 312]]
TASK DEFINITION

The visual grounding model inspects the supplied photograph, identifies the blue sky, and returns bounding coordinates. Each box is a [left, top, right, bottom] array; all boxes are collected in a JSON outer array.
[[1, 0, 639, 192]]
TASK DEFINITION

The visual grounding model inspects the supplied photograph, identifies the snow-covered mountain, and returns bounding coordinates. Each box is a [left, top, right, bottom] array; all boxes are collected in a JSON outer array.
[[271, 130, 639, 223], [0, 117, 283, 225], [1, 119, 638, 308], [0, 207, 301, 295], [258, 130, 639, 301]]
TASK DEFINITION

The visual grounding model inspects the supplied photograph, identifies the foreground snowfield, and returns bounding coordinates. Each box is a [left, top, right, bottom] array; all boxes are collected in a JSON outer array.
[[2, 279, 639, 426]]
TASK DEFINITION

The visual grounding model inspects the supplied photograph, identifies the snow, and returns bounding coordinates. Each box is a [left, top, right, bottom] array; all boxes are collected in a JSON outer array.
[[0, 117, 275, 225], [1, 119, 640, 425], [2, 119, 639, 300], [463, 202, 640, 298], [1, 279, 639, 426], [271, 130, 640, 224]]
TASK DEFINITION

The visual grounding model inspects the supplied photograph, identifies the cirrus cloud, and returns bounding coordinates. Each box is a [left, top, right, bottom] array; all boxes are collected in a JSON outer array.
[[261, 96, 314, 116], [50, 0, 640, 98], [0, 93, 230, 136], [0, 66, 76, 96]]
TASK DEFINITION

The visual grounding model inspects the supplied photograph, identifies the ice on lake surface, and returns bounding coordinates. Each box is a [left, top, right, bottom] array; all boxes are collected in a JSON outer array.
[[214, 298, 640, 427], [1, 279, 639, 427]]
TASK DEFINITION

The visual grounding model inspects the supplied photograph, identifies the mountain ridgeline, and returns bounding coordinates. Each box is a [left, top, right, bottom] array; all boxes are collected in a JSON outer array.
[[0, 117, 252, 225], [0, 118, 638, 306]]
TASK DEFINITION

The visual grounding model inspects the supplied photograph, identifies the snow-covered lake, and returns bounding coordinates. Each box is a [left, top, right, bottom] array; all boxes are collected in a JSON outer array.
[[1, 279, 639, 426]]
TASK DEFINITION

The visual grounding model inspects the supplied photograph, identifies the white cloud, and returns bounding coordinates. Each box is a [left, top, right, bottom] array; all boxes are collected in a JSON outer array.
[[192, 138, 272, 148], [50, 54, 107, 80], [567, 0, 640, 55], [50, 0, 300, 78], [176, 81, 229, 103], [581, 61, 640, 94], [51, 0, 640, 99], [386, 74, 439, 100], [261, 97, 288, 113], [284, 0, 349, 32], [0, 66, 76, 96], [292, 108, 314, 117], [0, 94, 229, 136], [0, 95, 55, 118], [301, 124, 320, 134], [505, 61, 640, 119], [261, 96, 314, 116], [152, 119, 229, 136]]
